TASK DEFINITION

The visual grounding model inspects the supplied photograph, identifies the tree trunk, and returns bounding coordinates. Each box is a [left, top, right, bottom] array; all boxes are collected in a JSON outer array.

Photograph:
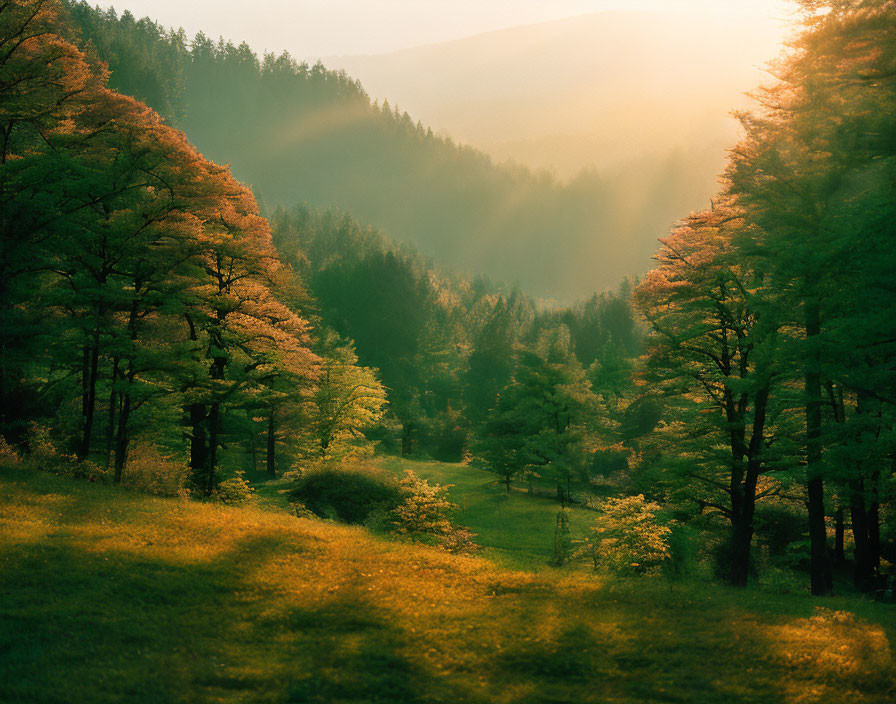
[[266, 408, 276, 477], [805, 304, 832, 596], [729, 512, 755, 587], [113, 391, 132, 483], [206, 400, 220, 496], [78, 338, 101, 461], [834, 506, 845, 566], [189, 402, 208, 488], [850, 479, 873, 591], [105, 357, 119, 471], [869, 477, 880, 573]]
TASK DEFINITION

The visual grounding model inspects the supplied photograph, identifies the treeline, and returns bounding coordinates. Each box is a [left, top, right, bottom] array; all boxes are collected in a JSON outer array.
[[1, 1, 641, 499], [64, 1, 669, 301], [270, 205, 641, 472], [0, 0, 388, 492], [633, 0, 896, 592]]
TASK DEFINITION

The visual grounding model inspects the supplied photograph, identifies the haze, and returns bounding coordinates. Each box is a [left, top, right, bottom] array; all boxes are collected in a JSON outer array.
[[102, 1, 795, 57]]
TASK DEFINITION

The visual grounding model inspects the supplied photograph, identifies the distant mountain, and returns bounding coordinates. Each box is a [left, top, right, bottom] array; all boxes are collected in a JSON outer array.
[[69, 4, 791, 302], [328, 10, 790, 178]]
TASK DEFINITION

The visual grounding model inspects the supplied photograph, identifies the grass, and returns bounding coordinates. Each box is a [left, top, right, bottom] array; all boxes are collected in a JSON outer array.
[[2, 465, 895, 704], [374, 456, 596, 569]]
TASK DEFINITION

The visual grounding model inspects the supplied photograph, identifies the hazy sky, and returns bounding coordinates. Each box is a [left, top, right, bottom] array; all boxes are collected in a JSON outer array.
[[101, 0, 797, 57]]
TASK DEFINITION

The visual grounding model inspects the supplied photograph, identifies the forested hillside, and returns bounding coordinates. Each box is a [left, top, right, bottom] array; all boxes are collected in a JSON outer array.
[[2, 2, 896, 701], [65, 1, 667, 301]]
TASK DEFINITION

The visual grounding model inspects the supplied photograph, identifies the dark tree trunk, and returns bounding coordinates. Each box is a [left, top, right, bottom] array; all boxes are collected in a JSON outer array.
[[113, 391, 132, 483], [189, 402, 208, 487], [850, 478, 873, 590], [729, 513, 755, 587], [834, 506, 845, 566], [805, 305, 832, 596], [869, 481, 881, 573], [206, 400, 220, 496], [78, 339, 101, 461], [105, 357, 119, 471], [266, 409, 276, 477]]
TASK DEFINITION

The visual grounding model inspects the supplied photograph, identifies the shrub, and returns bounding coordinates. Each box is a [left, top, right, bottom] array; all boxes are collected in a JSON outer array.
[[216, 471, 257, 505], [586, 494, 671, 576], [121, 445, 190, 497], [24, 424, 107, 481], [0, 436, 21, 465], [289, 463, 402, 524], [390, 471, 478, 554]]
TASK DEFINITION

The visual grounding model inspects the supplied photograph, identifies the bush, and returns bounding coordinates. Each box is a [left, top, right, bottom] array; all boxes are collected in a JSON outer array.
[[24, 424, 107, 481], [289, 463, 402, 524], [390, 470, 478, 554], [121, 445, 190, 497], [215, 471, 257, 505], [586, 494, 671, 576], [0, 436, 21, 465]]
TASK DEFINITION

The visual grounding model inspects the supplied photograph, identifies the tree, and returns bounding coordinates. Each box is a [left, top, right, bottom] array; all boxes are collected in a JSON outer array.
[[478, 326, 597, 501], [635, 204, 785, 587], [304, 331, 387, 461], [726, 0, 896, 594]]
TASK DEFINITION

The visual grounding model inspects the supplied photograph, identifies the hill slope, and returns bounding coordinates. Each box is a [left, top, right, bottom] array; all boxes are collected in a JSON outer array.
[[65, 3, 777, 301], [2, 467, 894, 704], [329, 10, 789, 178]]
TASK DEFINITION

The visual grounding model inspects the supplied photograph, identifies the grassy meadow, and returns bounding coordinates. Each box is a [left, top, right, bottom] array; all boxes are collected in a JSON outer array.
[[2, 464, 894, 704], [375, 457, 597, 569]]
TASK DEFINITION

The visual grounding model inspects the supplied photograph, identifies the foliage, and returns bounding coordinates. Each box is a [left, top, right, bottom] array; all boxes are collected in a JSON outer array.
[[120, 444, 191, 497], [584, 495, 671, 576], [303, 332, 388, 460], [390, 471, 478, 554], [289, 463, 402, 525], [0, 437, 20, 466], [215, 471, 257, 506], [478, 326, 597, 500]]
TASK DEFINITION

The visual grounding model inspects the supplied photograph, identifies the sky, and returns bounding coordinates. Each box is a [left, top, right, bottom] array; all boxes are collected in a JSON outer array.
[[101, 0, 797, 57]]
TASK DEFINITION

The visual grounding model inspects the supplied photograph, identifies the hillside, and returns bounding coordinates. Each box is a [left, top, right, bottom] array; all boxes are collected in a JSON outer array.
[[329, 10, 789, 177], [2, 467, 895, 704], [64, 3, 751, 301]]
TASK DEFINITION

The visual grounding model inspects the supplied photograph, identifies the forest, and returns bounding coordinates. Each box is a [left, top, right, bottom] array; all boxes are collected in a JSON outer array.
[[1, 1, 894, 702]]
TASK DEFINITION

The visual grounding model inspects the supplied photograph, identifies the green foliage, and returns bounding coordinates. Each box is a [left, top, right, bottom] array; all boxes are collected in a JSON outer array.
[[585, 495, 671, 576], [289, 463, 402, 525], [478, 326, 597, 499], [390, 471, 478, 554], [120, 444, 191, 497], [303, 331, 388, 461], [215, 471, 257, 506]]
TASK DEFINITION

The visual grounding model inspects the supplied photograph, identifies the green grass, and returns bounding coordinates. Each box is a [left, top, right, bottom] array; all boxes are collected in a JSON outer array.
[[2, 465, 895, 704], [374, 456, 595, 569]]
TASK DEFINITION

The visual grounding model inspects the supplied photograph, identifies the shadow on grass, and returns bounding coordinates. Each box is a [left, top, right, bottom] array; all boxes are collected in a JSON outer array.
[[280, 600, 427, 704], [0, 529, 435, 704]]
